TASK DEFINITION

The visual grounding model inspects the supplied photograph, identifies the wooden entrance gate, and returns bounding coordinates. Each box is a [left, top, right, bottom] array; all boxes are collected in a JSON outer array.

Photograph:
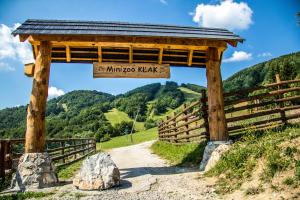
[[12, 19, 244, 154]]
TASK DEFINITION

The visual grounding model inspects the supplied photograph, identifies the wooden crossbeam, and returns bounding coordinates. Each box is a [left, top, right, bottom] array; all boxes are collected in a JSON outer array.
[[29, 35, 228, 49], [158, 48, 163, 64], [188, 49, 193, 66], [66, 46, 71, 62], [129, 46, 133, 63], [97, 46, 102, 63]]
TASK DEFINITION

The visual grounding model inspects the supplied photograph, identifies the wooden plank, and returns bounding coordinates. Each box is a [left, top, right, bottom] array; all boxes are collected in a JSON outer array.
[[93, 62, 170, 78], [225, 87, 300, 106], [201, 90, 210, 138], [228, 116, 283, 132], [24, 63, 35, 77], [98, 46, 102, 63], [160, 122, 205, 137], [158, 48, 163, 64], [161, 101, 201, 126], [159, 116, 201, 134], [29, 35, 228, 49], [25, 41, 51, 153], [0, 141, 5, 181], [275, 74, 287, 124], [129, 46, 133, 63], [66, 46, 71, 62], [226, 108, 280, 123], [224, 79, 300, 98], [188, 49, 193, 66]]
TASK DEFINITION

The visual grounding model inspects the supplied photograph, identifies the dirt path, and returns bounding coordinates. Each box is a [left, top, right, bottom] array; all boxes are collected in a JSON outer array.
[[10, 141, 219, 200]]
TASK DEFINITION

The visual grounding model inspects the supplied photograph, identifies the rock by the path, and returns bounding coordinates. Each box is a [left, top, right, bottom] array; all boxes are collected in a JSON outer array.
[[11, 153, 58, 191], [199, 141, 232, 172], [73, 153, 120, 191]]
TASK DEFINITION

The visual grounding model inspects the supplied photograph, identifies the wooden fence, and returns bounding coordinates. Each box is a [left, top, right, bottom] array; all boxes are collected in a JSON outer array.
[[158, 78, 300, 143], [0, 138, 96, 181]]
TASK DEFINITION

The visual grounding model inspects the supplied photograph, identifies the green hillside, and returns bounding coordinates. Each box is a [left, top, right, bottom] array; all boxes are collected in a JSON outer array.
[[179, 87, 201, 102], [0, 81, 202, 141], [104, 108, 145, 131], [223, 51, 300, 92], [1, 51, 298, 141]]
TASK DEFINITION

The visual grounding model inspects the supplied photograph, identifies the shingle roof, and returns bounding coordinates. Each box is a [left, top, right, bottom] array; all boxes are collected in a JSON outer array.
[[12, 19, 244, 42]]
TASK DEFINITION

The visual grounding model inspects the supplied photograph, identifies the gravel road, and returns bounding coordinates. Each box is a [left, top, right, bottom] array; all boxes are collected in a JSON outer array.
[[13, 141, 219, 200]]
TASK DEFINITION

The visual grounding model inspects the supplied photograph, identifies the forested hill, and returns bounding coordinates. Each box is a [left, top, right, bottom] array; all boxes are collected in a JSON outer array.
[[0, 82, 203, 139], [223, 51, 300, 92], [1, 51, 298, 139]]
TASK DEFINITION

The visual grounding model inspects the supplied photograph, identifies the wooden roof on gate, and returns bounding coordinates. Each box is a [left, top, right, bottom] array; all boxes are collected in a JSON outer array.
[[13, 19, 244, 68]]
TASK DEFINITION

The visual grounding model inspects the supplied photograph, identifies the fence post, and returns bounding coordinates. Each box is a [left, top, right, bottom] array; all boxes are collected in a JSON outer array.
[[172, 112, 178, 143], [92, 139, 96, 153], [0, 141, 5, 182], [158, 121, 162, 140], [61, 141, 65, 164], [275, 74, 287, 125], [183, 104, 190, 142], [200, 90, 210, 139], [166, 116, 170, 143], [73, 140, 77, 160], [5, 141, 12, 172]]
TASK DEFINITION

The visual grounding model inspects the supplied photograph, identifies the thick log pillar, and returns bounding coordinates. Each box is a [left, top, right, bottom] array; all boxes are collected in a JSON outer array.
[[205, 47, 228, 141], [25, 41, 51, 153]]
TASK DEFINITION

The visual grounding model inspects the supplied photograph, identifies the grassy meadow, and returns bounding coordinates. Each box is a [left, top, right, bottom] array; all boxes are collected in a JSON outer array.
[[104, 108, 145, 131], [97, 127, 158, 150]]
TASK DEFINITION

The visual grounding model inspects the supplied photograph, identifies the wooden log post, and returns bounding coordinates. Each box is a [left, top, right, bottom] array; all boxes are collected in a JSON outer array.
[[25, 41, 52, 153], [0, 141, 5, 181], [61, 141, 65, 164], [206, 47, 228, 141], [275, 74, 287, 125], [200, 90, 210, 138], [73, 140, 77, 160], [166, 116, 170, 142], [172, 112, 177, 143], [183, 104, 190, 142], [5, 141, 12, 172]]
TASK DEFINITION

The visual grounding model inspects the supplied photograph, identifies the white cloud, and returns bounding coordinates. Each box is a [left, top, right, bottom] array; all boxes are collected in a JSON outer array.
[[257, 52, 272, 58], [223, 51, 252, 63], [0, 23, 34, 71], [48, 86, 65, 99], [0, 62, 15, 71], [160, 0, 168, 5], [192, 0, 253, 30]]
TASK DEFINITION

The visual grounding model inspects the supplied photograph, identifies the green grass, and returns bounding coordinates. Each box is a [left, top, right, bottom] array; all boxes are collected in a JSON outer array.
[[178, 87, 201, 101], [57, 159, 84, 180], [151, 140, 207, 167], [97, 127, 158, 150], [104, 108, 145, 131], [0, 192, 54, 200], [205, 125, 300, 194]]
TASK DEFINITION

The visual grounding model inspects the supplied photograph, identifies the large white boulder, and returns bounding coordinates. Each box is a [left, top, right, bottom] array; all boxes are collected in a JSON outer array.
[[73, 153, 120, 190], [11, 153, 58, 191], [199, 141, 232, 172]]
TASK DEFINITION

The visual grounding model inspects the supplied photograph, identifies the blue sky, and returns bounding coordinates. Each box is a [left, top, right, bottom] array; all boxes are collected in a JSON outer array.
[[0, 0, 299, 109]]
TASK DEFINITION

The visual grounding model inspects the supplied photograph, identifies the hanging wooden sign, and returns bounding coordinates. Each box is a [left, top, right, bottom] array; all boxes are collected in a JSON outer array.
[[93, 62, 170, 78]]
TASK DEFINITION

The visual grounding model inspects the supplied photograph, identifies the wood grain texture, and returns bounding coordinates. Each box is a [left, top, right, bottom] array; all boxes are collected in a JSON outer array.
[[93, 62, 170, 78], [25, 41, 51, 153], [206, 47, 228, 141], [24, 63, 35, 77]]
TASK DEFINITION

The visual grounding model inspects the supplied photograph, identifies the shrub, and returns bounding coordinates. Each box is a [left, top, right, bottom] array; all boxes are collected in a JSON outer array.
[[114, 121, 134, 136], [144, 119, 157, 129]]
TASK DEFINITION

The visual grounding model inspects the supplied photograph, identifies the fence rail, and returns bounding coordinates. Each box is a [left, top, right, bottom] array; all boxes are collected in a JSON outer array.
[[0, 138, 96, 181], [158, 78, 300, 143]]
